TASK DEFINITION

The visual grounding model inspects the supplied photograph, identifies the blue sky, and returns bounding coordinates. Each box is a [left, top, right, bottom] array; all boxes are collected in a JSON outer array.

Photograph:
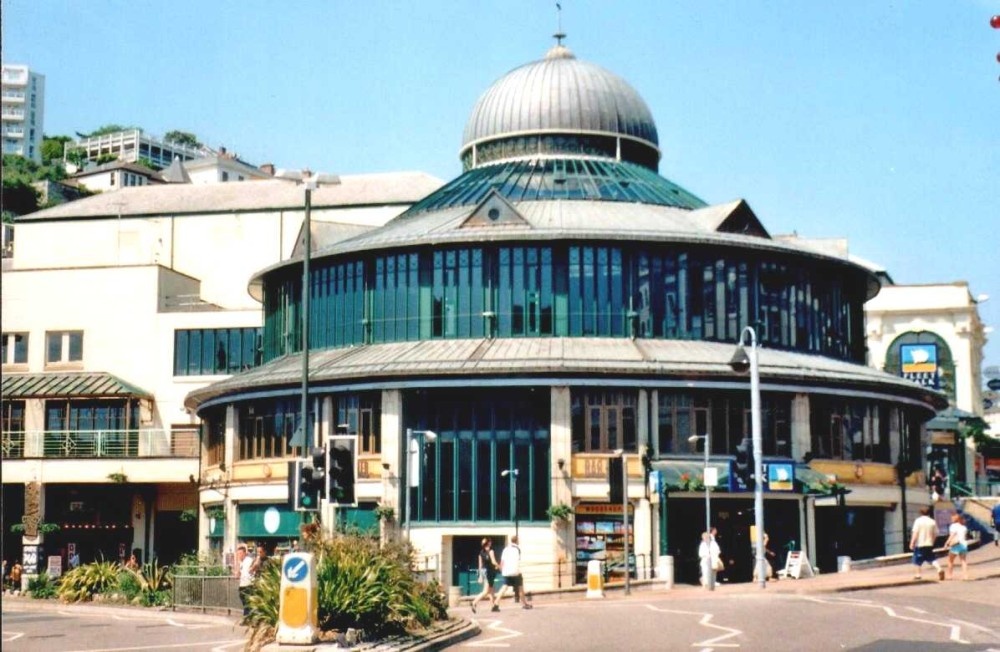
[[4, 1, 999, 379]]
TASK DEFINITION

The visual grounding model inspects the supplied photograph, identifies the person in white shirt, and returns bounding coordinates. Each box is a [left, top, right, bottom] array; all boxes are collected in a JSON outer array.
[[498, 535, 532, 610], [234, 543, 255, 617], [909, 507, 944, 581], [698, 531, 721, 586], [944, 513, 969, 580]]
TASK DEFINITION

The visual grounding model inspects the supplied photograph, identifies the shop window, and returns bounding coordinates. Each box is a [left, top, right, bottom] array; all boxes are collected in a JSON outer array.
[[336, 393, 381, 455]]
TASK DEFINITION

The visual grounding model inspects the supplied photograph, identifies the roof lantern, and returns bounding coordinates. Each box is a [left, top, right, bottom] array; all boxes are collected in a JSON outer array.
[[460, 35, 661, 172]]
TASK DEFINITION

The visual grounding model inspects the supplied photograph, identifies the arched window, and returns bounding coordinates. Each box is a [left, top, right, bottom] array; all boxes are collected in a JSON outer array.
[[884, 331, 955, 403]]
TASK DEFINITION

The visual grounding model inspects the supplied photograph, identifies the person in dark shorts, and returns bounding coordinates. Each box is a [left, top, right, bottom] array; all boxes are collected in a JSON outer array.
[[499, 535, 532, 610], [470, 537, 499, 614]]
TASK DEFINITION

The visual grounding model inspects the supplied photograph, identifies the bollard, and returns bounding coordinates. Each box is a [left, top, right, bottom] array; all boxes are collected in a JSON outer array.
[[585, 559, 605, 598], [837, 556, 851, 573], [656, 555, 674, 589], [448, 586, 462, 608]]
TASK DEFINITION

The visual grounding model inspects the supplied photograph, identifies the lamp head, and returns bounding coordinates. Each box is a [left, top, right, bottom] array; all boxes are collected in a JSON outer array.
[[729, 344, 751, 373], [424, 431, 437, 442]]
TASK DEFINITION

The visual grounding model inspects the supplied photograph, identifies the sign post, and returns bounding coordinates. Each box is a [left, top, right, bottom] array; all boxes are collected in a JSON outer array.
[[276, 552, 318, 644]]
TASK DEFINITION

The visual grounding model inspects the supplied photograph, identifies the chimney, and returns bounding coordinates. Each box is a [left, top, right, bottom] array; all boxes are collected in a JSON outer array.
[[259, 163, 275, 177], [218, 146, 228, 157]]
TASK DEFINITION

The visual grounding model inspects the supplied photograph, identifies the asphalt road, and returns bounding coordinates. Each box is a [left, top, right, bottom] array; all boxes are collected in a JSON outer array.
[[1, 604, 246, 652], [462, 578, 1000, 651]]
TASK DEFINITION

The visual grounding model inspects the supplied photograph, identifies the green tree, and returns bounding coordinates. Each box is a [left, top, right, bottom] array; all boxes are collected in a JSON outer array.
[[164, 130, 201, 148], [41, 135, 73, 164], [1, 154, 72, 216]]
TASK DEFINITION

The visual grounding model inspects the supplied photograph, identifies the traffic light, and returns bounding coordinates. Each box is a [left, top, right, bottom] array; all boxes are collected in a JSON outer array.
[[735, 437, 754, 489], [327, 435, 357, 506], [290, 459, 320, 512], [608, 455, 624, 504], [310, 447, 327, 500]]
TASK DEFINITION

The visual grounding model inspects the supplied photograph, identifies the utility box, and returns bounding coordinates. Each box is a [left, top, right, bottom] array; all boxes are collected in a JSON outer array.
[[276, 552, 318, 645]]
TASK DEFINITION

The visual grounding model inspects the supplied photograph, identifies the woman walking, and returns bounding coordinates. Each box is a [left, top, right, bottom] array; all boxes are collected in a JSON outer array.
[[944, 513, 969, 580], [470, 537, 499, 614]]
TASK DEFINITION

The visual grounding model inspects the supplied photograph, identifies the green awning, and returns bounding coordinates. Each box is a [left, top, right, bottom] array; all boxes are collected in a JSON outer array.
[[1, 372, 152, 399], [651, 460, 731, 491], [237, 503, 302, 538], [651, 460, 839, 495]]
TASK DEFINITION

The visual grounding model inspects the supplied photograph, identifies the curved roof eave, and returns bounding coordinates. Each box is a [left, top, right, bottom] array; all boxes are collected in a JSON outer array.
[[245, 200, 881, 298], [185, 338, 945, 415]]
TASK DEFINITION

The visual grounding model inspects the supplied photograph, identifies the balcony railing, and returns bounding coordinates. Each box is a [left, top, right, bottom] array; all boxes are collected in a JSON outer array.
[[1, 429, 199, 460]]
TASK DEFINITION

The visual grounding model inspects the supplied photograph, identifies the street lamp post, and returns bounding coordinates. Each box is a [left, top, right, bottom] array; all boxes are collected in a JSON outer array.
[[275, 169, 340, 461], [730, 326, 766, 589], [405, 428, 437, 541], [501, 469, 519, 538], [612, 449, 631, 595], [688, 433, 714, 590]]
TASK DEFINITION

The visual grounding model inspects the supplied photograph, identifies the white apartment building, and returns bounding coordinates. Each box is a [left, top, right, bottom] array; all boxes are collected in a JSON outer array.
[[182, 153, 272, 184], [1, 64, 45, 163], [65, 129, 205, 170], [1, 172, 441, 575]]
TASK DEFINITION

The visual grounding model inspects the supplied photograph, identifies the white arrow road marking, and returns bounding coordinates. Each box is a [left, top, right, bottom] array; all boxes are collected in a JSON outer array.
[[464, 618, 523, 648], [797, 595, 971, 644], [642, 604, 742, 648]]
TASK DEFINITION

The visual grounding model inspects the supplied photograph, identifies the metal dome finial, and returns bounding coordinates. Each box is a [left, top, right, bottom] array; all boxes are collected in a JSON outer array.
[[554, 1, 565, 45]]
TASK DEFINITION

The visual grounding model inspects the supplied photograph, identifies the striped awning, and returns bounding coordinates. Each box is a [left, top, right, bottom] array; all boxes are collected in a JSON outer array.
[[1, 372, 152, 399]]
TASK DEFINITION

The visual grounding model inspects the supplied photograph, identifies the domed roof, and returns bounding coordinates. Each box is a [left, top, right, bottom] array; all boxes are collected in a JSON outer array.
[[460, 44, 660, 169]]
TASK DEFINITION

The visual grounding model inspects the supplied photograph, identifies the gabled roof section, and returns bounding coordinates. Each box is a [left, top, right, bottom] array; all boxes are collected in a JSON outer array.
[[161, 156, 192, 184], [2, 372, 152, 399], [459, 190, 530, 229], [692, 199, 770, 238]]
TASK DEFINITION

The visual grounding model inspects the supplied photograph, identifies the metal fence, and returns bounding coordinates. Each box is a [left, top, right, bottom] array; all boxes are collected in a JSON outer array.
[[2, 429, 199, 459], [171, 574, 243, 614]]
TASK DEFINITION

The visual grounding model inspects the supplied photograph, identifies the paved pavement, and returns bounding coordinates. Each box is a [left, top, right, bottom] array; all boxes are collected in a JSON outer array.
[[7, 543, 997, 651]]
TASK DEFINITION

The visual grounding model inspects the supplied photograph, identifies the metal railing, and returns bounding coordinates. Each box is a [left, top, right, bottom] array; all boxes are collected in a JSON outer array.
[[1, 429, 199, 459], [171, 575, 243, 614]]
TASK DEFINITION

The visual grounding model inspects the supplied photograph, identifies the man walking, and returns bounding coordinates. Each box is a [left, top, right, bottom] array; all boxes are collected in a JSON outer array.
[[498, 535, 532, 610], [234, 543, 255, 617], [910, 507, 944, 581]]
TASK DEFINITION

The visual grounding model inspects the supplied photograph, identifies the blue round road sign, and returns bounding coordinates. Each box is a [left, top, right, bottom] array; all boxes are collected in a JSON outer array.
[[283, 556, 309, 582]]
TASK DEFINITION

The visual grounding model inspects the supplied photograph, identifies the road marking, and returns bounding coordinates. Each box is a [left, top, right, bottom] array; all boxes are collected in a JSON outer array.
[[642, 604, 742, 648], [797, 595, 970, 644], [464, 618, 523, 648], [63, 640, 246, 652], [2, 631, 25, 642], [210, 642, 247, 652]]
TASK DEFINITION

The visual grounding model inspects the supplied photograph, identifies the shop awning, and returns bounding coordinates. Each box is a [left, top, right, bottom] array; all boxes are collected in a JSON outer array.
[[651, 459, 839, 495], [238, 503, 302, 539], [1, 372, 152, 399]]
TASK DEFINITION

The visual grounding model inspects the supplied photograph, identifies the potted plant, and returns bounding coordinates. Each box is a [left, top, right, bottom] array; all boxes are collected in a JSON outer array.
[[546, 502, 573, 523], [373, 503, 395, 523]]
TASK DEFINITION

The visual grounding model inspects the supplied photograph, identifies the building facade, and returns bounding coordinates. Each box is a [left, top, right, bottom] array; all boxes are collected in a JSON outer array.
[[1, 64, 45, 163], [1, 172, 441, 576], [185, 42, 945, 591], [865, 282, 991, 491]]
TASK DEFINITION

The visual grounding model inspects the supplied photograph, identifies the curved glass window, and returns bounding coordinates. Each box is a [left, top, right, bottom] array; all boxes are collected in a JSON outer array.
[[809, 397, 893, 463], [407, 389, 550, 525], [262, 244, 867, 364], [236, 398, 308, 462]]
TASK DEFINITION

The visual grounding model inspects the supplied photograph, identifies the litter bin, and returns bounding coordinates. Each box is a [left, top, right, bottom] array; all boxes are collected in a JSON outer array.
[[837, 556, 851, 573]]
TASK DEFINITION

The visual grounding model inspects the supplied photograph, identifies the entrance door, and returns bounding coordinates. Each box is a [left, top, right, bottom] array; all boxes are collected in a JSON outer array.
[[452, 535, 485, 596]]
